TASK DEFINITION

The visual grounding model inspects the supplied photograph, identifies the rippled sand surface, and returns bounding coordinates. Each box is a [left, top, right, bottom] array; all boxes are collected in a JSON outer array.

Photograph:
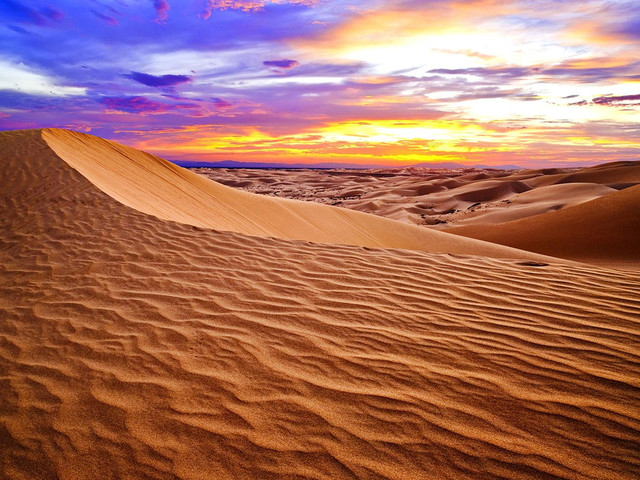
[[1, 130, 639, 479]]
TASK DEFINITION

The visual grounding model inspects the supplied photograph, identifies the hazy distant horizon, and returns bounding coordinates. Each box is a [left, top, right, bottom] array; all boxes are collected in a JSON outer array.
[[170, 158, 525, 170]]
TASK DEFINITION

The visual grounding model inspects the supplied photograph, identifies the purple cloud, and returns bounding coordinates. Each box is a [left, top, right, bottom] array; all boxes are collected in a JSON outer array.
[[152, 0, 170, 23], [569, 100, 589, 106], [570, 94, 640, 107], [592, 94, 640, 106], [1, 0, 63, 27], [212, 98, 232, 108], [263, 59, 300, 69], [199, 1, 319, 19], [91, 10, 118, 26], [429, 67, 530, 78], [40, 6, 63, 22], [125, 71, 193, 88], [100, 96, 200, 114], [7, 25, 30, 34], [101, 96, 169, 113]]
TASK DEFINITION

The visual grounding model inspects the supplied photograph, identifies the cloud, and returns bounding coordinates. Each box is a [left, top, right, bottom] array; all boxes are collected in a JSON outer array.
[[212, 97, 232, 108], [100, 95, 201, 114], [568, 94, 640, 107], [199, 0, 319, 19], [0, 60, 85, 96], [263, 59, 299, 69], [569, 2, 640, 44], [7, 25, 30, 34], [614, 17, 640, 40], [152, 0, 170, 23], [541, 64, 637, 83], [0, 0, 63, 27], [429, 67, 531, 79], [91, 10, 119, 26], [101, 96, 170, 113], [125, 71, 193, 88], [592, 94, 640, 106], [430, 62, 640, 84]]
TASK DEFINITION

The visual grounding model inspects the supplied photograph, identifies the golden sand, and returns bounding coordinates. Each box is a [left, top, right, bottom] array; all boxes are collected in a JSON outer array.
[[1, 129, 639, 479]]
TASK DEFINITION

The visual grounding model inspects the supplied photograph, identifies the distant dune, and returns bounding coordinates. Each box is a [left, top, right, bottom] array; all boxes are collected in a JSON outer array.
[[447, 183, 640, 266], [1, 129, 639, 480], [198, 159, 640, 267]]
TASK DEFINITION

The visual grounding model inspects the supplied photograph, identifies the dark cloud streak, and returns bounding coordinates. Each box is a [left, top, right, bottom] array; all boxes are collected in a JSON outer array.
[[592, 94, 640, 106], [125, 71, 192, 88], [91, 9, 118, 26], [570, 94, 640, 107], [263, 59, 300, 69], [0, 0, 63, 27], [100, 95, 199, 113]]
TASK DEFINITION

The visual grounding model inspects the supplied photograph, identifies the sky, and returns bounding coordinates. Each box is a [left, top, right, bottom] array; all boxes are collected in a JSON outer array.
[[1, 0, 639, 167]]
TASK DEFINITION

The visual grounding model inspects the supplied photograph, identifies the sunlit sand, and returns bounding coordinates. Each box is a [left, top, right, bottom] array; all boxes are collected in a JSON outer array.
[[1, 129, 639, 480]]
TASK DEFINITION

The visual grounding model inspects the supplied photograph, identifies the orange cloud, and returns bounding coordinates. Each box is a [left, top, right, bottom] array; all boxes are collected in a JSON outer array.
[[199, 0, 319, 19]]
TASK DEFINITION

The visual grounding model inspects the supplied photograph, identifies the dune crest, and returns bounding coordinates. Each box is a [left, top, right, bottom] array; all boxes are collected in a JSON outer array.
[[41, 128, 555, 262]]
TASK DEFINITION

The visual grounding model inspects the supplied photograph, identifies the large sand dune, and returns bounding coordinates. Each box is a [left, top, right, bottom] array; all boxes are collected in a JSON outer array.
[[1, 129, 640, 479], [41, 128, 550, 262], [448, 183, 640, 266]]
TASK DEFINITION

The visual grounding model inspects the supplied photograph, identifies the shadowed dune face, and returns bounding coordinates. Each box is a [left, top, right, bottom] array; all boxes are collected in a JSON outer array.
[[447, 183, 640, 265], [1, 129, 640, 479], [41, 129, 554, 262]]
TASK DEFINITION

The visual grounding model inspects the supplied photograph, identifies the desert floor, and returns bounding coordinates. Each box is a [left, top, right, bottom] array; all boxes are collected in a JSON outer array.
[[1, 129, 639, 480]]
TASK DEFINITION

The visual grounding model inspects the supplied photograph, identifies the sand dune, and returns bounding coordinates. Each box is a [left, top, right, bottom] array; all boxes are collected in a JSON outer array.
[[198, 161, 639, 230], [523, 161, 640, 188], [448, 182, 618, 226], [448, 183, 640, 266], [195, 160, 639, 267], [2, 129, 640, 479], [42, 128, 552, 262]]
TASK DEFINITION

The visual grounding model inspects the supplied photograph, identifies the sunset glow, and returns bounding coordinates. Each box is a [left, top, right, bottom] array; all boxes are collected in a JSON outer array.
[[1, 0, 639, 167]]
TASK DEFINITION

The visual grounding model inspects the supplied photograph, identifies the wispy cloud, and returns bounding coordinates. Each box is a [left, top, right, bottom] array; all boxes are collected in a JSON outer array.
[[263, 59, 300, 69], [151, 0, 170, 23], [199, 0, 319, 19], [571, 94, 640, 107], [0, 0, 63, 27], [100, 95, 199, 114], [91, 9, 119, 26], [125, 71, 193, 88], [101, 96, 168, 113], [593, 94, 640, 106]]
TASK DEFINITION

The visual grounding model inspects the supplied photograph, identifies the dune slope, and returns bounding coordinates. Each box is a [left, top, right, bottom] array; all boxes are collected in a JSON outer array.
[[1, 129, 640, 480], [41, 128, 554, 262], [447, 183, 640, 265]]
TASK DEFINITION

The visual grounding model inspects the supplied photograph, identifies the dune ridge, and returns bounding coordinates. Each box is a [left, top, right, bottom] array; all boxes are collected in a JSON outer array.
[[1, 129, 640, 479], [41, 128, 557, 262]]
